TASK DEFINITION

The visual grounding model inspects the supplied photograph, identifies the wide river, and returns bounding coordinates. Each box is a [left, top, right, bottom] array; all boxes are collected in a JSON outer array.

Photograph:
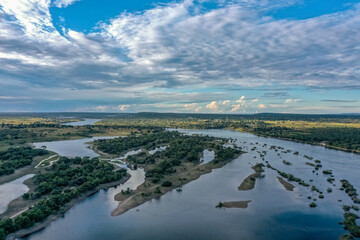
[[25, 128, 360, 240]]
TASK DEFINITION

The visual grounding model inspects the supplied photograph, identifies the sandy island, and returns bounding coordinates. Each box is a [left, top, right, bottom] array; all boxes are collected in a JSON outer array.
[[238, 164, 264, 191], [222, 200, 251, 208], [277, 176, 295, 191]]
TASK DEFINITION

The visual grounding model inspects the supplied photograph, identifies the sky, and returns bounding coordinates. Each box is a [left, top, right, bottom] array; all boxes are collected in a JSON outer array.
[[0, 0, 359, 114]]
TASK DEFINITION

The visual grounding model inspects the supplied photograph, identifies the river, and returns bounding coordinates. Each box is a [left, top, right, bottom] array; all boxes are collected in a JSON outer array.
[[62, 119, 101, 126], [24, 128, 360, 240], [0, 174, 34, 214]]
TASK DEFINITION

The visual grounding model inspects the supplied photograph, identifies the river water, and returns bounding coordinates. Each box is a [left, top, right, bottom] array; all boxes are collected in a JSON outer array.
[[0, 174, 34, 214], [24, 128, 360, 240], [62, 119, 101, 126]]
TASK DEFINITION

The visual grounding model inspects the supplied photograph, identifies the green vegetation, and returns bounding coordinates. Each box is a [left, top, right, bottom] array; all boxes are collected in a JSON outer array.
[[238, 163, 264, 191], [266, 163, 310, 187], [0, 147, 48, 176], [282, 160, 291, 165], [252, 120, 360, 152], [309, 202, 317, 208], [106, 130, 240, 185], [343, 205, 351, 212], [341, 180, 360, 204], [2, 113, 360, 153], [94, 112, 360, 153], [216, 202, 224, 208], [0, 119, 133, 151], [97, 130, 241, 216], [339, 234, 355, 240], [0, 156, 127, 239], [343, 212, 360, 237], [322, 170, 332, 175]]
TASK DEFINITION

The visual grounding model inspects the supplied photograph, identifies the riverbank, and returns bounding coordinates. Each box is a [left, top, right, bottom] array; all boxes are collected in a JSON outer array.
[[111, 153, 242, 216], [0, 151, 57, 185], [6, 174, 131, 240], [232, 128, 360, 154], [0, 178, 36, 219]]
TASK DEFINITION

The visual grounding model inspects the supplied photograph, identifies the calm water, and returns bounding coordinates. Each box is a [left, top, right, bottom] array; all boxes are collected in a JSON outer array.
[[33, 136, 115, 158], [26, 129, 360, 240], [62, 119, 101, 126], [0, 174, 34, 214]]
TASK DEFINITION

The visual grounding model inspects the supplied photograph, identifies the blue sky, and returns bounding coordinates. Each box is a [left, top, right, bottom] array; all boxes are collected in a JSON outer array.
[[0, 0, 359, 113]]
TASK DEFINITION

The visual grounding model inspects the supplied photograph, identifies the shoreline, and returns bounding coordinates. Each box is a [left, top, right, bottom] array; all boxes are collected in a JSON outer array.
[[229, 128, 360, 154], [276, 176, 295, 191], [6, 173, 131, 240], [111, 153, 242, 216]]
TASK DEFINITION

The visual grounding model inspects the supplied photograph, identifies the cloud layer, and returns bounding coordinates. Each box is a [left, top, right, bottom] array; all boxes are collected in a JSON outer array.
[[0, 0, 359, 112]]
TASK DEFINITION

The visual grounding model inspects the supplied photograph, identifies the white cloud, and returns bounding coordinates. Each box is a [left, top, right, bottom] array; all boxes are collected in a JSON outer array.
[[195, 106, 202, 112], [53, 0, 81, 8], [235, 96, 246, 104], [231, 104, 241, 112], [285, 98, 300, 103], [95, 105, 108, 112], [184, 103, 198, 110], [117, 105, 130, 111], [185, 103, 204, 112], [258, 104, 267, 109], [0, 0, 360, 112], [206, 101, 219, 112]]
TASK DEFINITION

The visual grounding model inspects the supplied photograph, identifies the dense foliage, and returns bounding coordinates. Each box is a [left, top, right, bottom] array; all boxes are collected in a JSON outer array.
[[0, 157, 127, 239], [0, 147, 48, 176], [96, 130, 240, 185], [251, 124, 360, 152]]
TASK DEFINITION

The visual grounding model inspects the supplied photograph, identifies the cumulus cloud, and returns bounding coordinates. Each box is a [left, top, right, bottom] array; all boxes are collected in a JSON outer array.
[[231, 104, 241, 112], [185, 103, 198, 110], [222, 100, 230, 105], [258, 104, 267, 109], [117, 105, 130, 111], [206, 101, 219, 112], [185, 103, 204, 112], [235, 96, 246, 104]]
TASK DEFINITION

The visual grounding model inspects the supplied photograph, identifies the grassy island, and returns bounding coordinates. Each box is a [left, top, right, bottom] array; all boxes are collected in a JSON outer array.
[[94, 129, 242, 216], [0, 157, 128, 240], [238, 163, 264, 191]]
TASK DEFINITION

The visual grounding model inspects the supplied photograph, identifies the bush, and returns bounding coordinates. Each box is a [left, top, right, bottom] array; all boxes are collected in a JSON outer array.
[[161, 181, 172, 187], [309, 202, 317, 208]]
